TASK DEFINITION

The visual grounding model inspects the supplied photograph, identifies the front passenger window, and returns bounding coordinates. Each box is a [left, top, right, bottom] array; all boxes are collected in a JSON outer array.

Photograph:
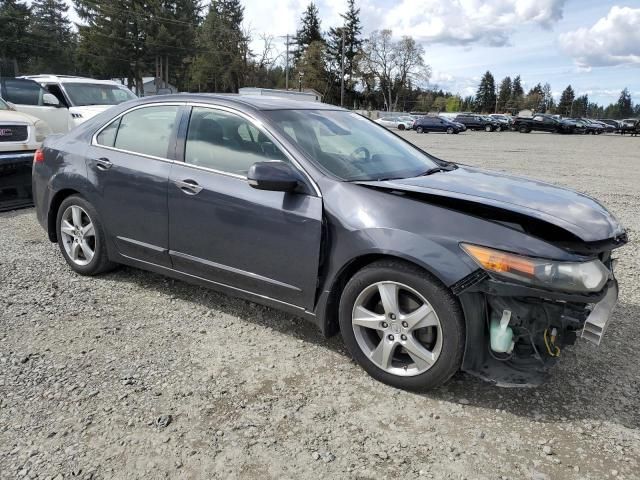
[[184, 107, 288, 176]]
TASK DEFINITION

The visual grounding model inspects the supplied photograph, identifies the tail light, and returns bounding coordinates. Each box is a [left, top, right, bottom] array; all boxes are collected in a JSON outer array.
[[34, 149, 45, 163]]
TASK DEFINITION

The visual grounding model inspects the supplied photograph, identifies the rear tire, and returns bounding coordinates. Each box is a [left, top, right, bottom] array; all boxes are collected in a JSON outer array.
[[398, 124, 405, 131], [416, 126, 424, 134], [484, 125, 492, 132], [339, 260, 465, 391], [56, 195, 116, 276]]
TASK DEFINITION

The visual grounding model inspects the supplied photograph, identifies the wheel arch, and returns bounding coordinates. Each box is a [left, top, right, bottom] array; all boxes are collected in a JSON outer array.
[[47, 188, 81, 242], [319, 252, 458, 337]]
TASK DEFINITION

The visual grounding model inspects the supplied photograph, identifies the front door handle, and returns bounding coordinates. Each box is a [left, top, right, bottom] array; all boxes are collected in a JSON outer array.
[[174, 179, 203, 195], [95, 158, 112, 171]]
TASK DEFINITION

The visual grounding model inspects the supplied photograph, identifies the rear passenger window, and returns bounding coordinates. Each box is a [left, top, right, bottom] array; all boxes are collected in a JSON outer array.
[[96, 118, 120, 147], [113, 105, 179, 158], [184, 107, 288, 176]]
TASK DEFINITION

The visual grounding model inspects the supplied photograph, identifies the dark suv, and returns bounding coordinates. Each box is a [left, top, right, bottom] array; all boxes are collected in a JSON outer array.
[[413, 116, 463, 134], [453, 114, 499, 132]]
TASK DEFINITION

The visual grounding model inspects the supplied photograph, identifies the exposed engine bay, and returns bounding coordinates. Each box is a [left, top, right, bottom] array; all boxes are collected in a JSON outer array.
[[457, 257, 619, 386]]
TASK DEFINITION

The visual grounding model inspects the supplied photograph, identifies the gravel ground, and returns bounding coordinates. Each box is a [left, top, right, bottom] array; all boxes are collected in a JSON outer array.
[[1, 131, 639, 480]]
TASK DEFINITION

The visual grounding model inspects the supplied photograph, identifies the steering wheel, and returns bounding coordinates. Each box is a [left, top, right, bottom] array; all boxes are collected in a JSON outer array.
[[350, 146, 371, 162]]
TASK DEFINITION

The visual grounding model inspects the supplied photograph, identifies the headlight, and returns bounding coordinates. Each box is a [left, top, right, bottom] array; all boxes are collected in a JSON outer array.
[[34, 121, 52, 142], [461, 243, 610, 293]]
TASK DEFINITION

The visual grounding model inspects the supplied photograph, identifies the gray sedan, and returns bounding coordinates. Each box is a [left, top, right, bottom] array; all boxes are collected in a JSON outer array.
[[32, 95, 626, 390]]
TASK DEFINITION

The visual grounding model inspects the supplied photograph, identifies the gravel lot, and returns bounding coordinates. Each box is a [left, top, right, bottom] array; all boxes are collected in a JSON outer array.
[[1, 131, 639, 480]]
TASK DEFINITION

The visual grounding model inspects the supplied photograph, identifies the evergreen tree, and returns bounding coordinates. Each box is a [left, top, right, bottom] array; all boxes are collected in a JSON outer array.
[[191, 0, 248, 92], [30, 0, 76, 74], [571, 94, 588, 118], [74, 0, 154, 92], [509, 75, 524, 111], [475, 70, 496, 113], [0, 0, 32, 74], [617, 88, 633, 118], [496, 76, 511, 113], [297, 40, 328, 95], [147, 0, 201, 92], [558, 85, 575, 116], [525, 83, 544, 112], [326, 0, 362, 104], [296, 2, 323, 59]]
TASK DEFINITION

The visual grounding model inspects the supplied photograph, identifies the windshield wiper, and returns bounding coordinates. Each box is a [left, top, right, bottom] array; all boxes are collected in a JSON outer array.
[[419, 164, 456, 176]]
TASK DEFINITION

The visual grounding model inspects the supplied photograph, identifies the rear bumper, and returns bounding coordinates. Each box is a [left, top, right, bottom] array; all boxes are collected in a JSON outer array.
[[0, 151, 34, 211]]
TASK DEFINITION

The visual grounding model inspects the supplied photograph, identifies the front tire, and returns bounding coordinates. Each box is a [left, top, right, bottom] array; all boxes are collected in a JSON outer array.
[[56, 195, 116, 276], [416, 126, 424, 134], [519, 125, 529, 133], [484, 125, 492, 132], [398, 124, 406, 131], [339, 260, 465, 391], [446, 127, 454, 134]]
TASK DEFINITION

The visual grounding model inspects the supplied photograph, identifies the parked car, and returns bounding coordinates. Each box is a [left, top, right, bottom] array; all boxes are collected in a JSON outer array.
[[579, 118, 606, 135], [398, 115, 416, 129], [33, 95, 627, 391], [413, 116, 463, 134], [453, 114, 499, 131], [20, 75, 137, 128], [513, 114, 566, 134], [598, 119, 621, 132], [560, 118, 587, 135], [590, 119, 615, 133], [489, 114, 513, 130], [620, 118, 640, 135], [375, 116, 413, 130], [0, 96, 51, 210], [0, 77, 70, 133]]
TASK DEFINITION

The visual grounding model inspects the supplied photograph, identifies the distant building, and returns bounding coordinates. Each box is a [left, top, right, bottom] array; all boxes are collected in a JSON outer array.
[[239, 87, 323, 102], [113, 77, 177, 96], [518, 109, 534, 118]]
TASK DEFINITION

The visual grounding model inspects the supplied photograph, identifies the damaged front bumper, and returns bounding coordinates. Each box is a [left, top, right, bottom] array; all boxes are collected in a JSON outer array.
[[456, 267, 619, 387]]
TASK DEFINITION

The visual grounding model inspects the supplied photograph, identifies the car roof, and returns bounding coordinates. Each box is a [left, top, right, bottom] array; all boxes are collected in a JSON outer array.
[[125, 93, 344, 112], [19, 75, 125, 86]]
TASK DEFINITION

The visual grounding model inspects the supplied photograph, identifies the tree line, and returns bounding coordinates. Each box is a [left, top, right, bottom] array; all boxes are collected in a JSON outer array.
[[0, 0, 637, 118], [467, 70, 639, 119]]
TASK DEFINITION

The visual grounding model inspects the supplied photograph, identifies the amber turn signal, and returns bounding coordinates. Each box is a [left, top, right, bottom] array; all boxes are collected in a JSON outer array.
[[461, 244, 536, 277]]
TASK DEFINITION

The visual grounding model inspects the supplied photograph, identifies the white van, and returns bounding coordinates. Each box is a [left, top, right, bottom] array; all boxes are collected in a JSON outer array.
[[20, 75, 137, 128]]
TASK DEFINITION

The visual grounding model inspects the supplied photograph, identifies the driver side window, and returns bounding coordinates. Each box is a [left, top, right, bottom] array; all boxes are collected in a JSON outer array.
[[184, 107, 288, 176]]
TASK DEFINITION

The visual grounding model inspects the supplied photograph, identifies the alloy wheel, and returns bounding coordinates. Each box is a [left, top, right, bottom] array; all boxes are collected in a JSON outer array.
[[60, 205, 96, 266], [351, 281, 443, 377]]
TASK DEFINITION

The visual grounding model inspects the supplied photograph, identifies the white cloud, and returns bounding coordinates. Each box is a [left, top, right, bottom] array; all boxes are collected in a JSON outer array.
[[381, 0, 567, 46], [559, 6, 640, 69]]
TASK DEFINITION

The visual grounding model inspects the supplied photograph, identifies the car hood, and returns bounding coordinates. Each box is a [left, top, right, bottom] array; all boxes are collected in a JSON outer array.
[[358, 166, 624, 242], [0, 109, 38, 125]]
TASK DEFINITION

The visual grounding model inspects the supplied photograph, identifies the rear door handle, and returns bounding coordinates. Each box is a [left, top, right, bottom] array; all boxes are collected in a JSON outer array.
[[174, 179, 203, 195], [95, 158, 112, 171]]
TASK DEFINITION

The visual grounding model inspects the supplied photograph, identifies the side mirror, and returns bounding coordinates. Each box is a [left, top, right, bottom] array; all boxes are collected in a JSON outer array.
[[247, 161, 299, 192], [43, 93, 60, 107], [6, 101, 16, 111]]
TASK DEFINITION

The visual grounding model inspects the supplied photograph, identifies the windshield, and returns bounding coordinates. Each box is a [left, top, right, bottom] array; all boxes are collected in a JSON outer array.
[[0, 98, 9, 110], [265, 110, 439, 181], [64, 83, 137, 106]]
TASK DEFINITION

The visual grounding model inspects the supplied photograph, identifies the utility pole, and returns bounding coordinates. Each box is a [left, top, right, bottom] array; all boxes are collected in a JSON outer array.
[[285, 34, 290, 90], [340, 27, 346, 107], [280, 34, 297, 90]]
